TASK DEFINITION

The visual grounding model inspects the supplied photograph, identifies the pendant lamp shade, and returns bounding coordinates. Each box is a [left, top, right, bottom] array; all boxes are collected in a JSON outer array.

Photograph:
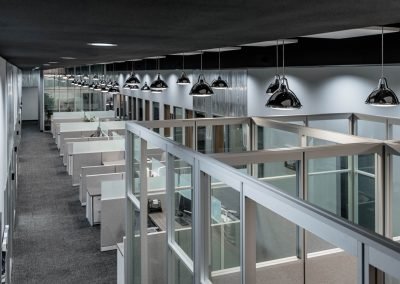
[[106, 80, 113, 87], [365, 77, 399, 106], [266, 75, 280, 95], [177, 71, 191, 85], [108, 85, 120, 94], [89, 83, 94, 89], [189, 74, 214, 96], [82, 81, 89, 88], [123, 83, 130, 90], [130, 85, 140, 91], [266, 78, 302, 109], [94, 84, 102, 91], [151, 89, 163, 94], [76, 80, 82, 87], [141, 82, 151, 92], [101, 85, 109, 93], [125, 74, 141, 86], [93, 74, 99, 81], [100, 80, 106, 86], [83, 74, 89, 80], [365, 27, 399, 107], [211, 48, 229, 89], [211, 76, 229, 89], [150, 74, 168, 91], [68, 75, 75, 81]]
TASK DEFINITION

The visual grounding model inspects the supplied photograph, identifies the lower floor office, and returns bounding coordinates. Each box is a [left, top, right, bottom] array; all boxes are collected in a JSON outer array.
[[12, 121, 116, 283]]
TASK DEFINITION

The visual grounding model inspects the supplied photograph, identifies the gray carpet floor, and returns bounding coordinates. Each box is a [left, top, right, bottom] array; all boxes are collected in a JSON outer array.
[[12, 121, 117, 283]]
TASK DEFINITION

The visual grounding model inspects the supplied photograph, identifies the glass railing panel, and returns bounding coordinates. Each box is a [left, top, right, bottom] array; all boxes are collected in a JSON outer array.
[[255, 204, 302, 283], [210, 178, 240, 283], [357, 119, 386, 139], [171, 250, 193, 284], [308, 119, 349, 134], [305, 231, 357, 284], [257, 126, 299, 150], [307, 137, 337, 146], [173, 157, 193, 259], [256, 161, 298, 197], [131, 133, 141, 198], [197, 124, 248, 154], [391, 155, 400, 240]]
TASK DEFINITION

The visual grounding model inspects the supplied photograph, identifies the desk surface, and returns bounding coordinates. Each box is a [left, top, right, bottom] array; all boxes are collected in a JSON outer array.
[[149, 212, 189, 232]]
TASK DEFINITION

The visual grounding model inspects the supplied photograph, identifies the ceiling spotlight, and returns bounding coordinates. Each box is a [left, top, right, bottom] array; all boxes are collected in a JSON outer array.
[[87, 43, 118, 47], [266, 40, 302, 109], [266, 41, 281, 95], [141, 82, 151, 92], [211, 48, 229, 89], [365, 27, 399, 106], [190, 52, 214, 96]]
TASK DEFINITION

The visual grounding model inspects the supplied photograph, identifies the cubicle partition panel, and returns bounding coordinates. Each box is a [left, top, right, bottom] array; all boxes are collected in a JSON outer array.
[[125, 115, 400, 284], [80, 165, 126, 205], [62, 136, 109, 160]]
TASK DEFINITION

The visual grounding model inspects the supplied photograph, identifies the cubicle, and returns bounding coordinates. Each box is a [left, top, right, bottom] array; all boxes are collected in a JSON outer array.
[[57, 120, 126, 151], [67, 139, 125, 185], [51, 110, 115, 137], [124, 114, 400, 284]]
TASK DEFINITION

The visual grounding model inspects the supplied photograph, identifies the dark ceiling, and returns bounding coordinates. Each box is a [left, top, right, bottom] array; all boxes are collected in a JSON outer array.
[[2, 0, 400, 70]]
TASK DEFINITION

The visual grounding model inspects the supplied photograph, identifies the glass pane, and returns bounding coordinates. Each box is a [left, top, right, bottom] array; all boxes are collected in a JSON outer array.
[[131, 203, 141, 284], [306, 231, 357, 284], [172, 251, 193, 284], [256, 161, 298, 197], [392, 155, 400, 238], [308, 156, 350, 218], [308, 119, 349, 134], [255, 204, 302, 284], [132, 133, 141, 197], [210, 178, 240, 283], [307, 137, 337, 146], [357, 120, 386, 139], [173, 157, 193, 259], [257, 126, 299, 150]]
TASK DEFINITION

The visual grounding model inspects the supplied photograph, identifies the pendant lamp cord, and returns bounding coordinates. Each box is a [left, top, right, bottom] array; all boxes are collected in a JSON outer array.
[[182, 53, 185, 71], [276, 40, 279, 75], [381, 26, 384, 78], [201, 51, 203, 71], [218, 48, 221, 74], [282, 39, 285, 79]]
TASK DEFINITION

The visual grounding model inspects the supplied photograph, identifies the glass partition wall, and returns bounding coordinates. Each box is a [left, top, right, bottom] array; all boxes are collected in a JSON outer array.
[[126, 114, 400, 284]]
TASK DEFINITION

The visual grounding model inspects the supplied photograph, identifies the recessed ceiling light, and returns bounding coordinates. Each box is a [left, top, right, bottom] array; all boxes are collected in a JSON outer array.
[[145, 56, 166, 59], [203, 47, 241, 52], [87, 42, 118, 47], [60, 57, 76, 60], [302, 26, 400, 39], [43, 63, 50, 66], [240, 39, 298, 47], [170, 51, 203, 56], [128, 59, 142, 61], [48, 61, 59, 64]]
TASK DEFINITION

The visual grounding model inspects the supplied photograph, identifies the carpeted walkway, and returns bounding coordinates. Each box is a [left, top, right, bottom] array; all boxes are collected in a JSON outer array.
[[12, 121, 116, 283]]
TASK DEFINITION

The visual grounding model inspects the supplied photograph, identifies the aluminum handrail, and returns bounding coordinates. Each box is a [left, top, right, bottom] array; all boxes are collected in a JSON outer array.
[[126, 119, 400, 280]]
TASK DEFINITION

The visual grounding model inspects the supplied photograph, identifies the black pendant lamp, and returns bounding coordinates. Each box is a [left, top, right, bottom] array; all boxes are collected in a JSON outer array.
[[130, 84, 140, 91], [266, 41, 281, 95], [266, 40, 302, 110], [123, 83, 130, 90], [177, 53, 191, 85], [211, 48, 229, 89], [190, 52, 214, 96], [94, 83, 102, 91], [365, 27, 399, 106], [108, 81, 120, 94], [125, 61, 141, 86], [141, 82, 151, 92], [82, 80, 89, 88], [151, 59, 168, 92], [93, 74, 99, 81]]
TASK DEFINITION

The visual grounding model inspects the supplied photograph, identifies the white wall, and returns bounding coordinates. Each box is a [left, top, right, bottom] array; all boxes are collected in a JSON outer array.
[[248, 65, 400, 117], [21, 87, 39, 120]]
